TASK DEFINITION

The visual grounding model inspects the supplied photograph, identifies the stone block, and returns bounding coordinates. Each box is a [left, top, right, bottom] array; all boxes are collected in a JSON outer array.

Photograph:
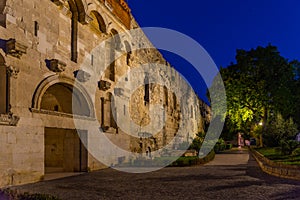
[[6, 132, 16, 144]]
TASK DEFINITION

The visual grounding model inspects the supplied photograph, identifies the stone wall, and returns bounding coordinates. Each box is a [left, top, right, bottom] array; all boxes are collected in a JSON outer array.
[[250, 148, 300, 181], [0, 0, 211, 187]]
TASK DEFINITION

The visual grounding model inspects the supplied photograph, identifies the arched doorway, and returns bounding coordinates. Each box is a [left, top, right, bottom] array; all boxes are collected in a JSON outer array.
[[32, 76, 94, 174]]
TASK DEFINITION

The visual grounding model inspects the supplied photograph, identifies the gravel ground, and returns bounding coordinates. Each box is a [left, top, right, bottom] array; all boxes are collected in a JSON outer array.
[[4, 149, 300, 200]]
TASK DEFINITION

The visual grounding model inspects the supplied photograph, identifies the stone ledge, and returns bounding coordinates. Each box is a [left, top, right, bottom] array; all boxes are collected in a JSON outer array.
[[30, 108, 96, 121], [250, 148, 300, 180], [6, 38, 28, 58]]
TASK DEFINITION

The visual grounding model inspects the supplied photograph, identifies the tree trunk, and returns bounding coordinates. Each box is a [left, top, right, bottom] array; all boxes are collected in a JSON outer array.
[[260, 107, 268, 147]]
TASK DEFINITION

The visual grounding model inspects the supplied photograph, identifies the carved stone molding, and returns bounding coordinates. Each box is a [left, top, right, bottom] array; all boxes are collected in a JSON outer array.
[[74, 70, 91, 82], [6, 39, 27, 58], [98, 80, 111, 91], [0, 113, 20, 126], [7, 65, 19, 78], [47, 59, 66, 73]]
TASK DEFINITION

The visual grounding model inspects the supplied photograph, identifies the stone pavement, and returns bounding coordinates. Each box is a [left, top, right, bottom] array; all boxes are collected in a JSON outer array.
[[206, 147, 249, 166], [7, 149, 300, 200]]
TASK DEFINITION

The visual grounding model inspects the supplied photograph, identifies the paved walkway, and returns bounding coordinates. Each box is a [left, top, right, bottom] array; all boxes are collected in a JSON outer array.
[[206, 147, 249, 166], [7, 149, 300, 199]]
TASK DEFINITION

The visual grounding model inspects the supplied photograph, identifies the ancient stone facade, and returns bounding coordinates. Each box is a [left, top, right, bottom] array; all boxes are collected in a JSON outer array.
[[0, 0, 210, 187]]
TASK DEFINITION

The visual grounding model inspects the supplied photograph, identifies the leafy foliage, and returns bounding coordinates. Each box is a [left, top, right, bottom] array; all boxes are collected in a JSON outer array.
[[188, 132, 205, 153], [264, 113, 298, 149], [219, 44, 299, 145], [280, 140, 300, 155]]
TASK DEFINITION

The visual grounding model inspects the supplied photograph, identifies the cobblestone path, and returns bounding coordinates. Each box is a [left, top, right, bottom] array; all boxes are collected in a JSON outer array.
[[8, 149, 300, 200]]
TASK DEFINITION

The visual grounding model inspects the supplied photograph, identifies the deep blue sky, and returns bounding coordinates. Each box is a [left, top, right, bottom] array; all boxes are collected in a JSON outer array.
[[127, 0, 300, 102]]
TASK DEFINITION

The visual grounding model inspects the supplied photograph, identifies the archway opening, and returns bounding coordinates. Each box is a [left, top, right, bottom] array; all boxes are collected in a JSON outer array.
[[39, 81, 90, 174], [40, 82, 91, 117]]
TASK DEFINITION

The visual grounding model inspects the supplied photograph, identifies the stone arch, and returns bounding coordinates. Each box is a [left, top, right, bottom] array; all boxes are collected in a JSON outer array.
[[104, 29, 122, 81], [110, 28, 122, 50], [68, 0, 87, 23], [32, 75, 95, 118], [0, 53, 8, 114], [90, 10, 106, 33], [67, 0, 87, 62]]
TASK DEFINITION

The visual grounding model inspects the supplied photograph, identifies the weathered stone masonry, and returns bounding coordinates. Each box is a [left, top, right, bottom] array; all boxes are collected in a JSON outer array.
[[0, 0, 211, 187]]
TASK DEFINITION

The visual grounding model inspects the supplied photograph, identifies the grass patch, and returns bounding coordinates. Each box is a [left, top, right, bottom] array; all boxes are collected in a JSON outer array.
[[256, 147, 300, 165]]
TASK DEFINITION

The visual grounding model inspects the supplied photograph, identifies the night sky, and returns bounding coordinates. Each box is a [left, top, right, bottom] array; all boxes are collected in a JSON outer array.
[[127, 0, 300, 102]]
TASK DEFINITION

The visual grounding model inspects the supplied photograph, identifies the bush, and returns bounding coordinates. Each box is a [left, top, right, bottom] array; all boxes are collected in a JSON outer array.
[[280, 140, 300, 155], [188, 132, 205, 153], [264, 114, 298, 148], [214, 138, 226, 153], [226, 143, 233, 149], [292, 147, 300, 156], [172, 156, 199, 166]]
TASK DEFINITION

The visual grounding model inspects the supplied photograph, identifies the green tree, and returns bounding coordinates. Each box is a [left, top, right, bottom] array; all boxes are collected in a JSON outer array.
[[292, 60, 300, 127], [264, 113, 298, 147], [220, 45, 298, 146]]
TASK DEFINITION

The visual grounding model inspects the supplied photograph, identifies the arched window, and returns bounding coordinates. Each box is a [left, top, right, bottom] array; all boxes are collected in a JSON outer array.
[[90, 11, 106, 33], [105, 29, 121, 82], [124, 40, 131, 65], [0, 54, 8, 114], [106, 37, 115, 81], [111, 29, 122, 51], [68, 0, 86, 62]]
